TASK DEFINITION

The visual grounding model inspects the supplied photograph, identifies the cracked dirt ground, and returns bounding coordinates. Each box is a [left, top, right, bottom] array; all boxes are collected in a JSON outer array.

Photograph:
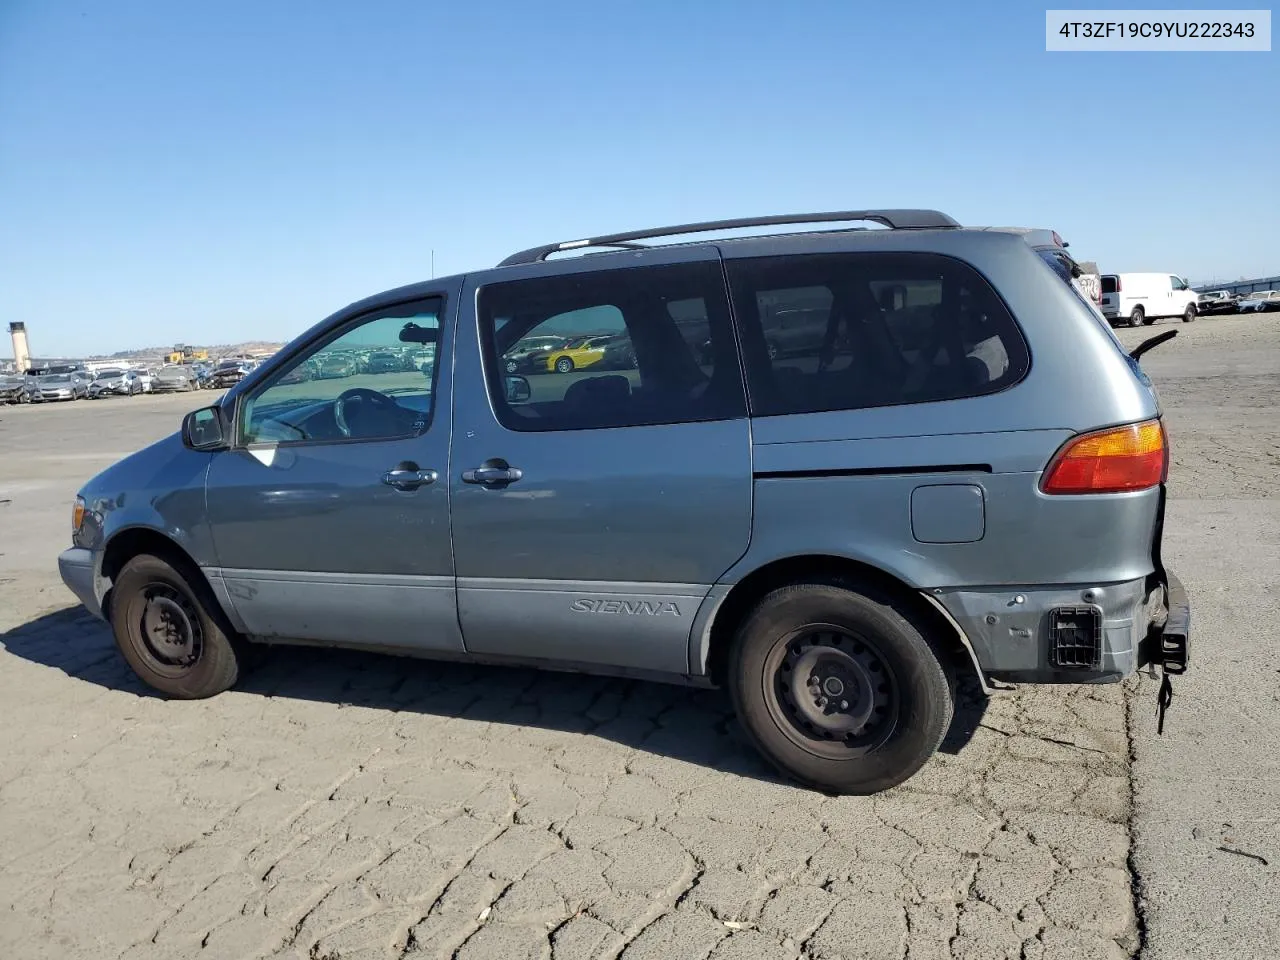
[[0, 625, 1136, 960], [2, 315, 1276, 960]]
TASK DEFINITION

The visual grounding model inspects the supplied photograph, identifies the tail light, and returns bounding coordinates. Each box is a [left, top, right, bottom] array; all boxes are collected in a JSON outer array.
[[1041, 419, 1168, 495]]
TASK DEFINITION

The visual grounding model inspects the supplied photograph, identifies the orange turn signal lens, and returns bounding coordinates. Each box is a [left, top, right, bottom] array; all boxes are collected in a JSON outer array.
[[72, 496, 86, 532], [1041, 420, 1167, 494]]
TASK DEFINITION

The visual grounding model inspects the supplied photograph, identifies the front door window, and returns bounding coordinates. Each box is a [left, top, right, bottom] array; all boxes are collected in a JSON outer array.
[[238, 299, 442, 446]]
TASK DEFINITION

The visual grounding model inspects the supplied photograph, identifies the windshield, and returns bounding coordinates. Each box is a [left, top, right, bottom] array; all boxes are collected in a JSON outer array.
[[95, 369, 124, 378]]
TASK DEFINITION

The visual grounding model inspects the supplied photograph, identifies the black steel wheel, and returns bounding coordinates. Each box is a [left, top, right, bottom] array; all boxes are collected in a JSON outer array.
[[111, 552, 244, 698], [133, 582, 203, 679], [764, 626, 899, 760], [729, 580, 954, 795]]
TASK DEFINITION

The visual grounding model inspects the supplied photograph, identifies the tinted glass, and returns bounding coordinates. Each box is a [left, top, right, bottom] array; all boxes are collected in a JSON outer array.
[[726, 252, 1029, 417], [239, 298, 442, 445], [478, 261, 744, 431], [1101, 276, 1119, 294]]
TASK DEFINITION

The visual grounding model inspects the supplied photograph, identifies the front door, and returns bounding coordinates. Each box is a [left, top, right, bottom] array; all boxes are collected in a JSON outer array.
[[449, 249, 752, 676], [204, 286, 463, 653]]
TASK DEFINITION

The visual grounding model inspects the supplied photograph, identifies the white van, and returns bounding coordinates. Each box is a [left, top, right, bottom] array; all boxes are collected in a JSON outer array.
[[1100, 273, 1199, 327]]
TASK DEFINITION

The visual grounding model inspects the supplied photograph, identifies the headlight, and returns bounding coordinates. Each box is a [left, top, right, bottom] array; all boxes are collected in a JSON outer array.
[[72, 496, 86, 533]]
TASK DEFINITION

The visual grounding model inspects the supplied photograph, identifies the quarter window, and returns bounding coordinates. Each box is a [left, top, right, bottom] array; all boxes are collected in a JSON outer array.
[[479, 262, 745, 431], [238, 298, 443, 445], [726, 253, 1030, 417]]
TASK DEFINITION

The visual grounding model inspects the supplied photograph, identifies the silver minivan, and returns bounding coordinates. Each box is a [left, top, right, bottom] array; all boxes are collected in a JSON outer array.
[[59, 210, 1191, 794]]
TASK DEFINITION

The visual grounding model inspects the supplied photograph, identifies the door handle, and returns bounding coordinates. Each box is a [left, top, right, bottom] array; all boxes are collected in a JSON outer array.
[[381, 461, 438, 491], [462, 458, 523, 486]]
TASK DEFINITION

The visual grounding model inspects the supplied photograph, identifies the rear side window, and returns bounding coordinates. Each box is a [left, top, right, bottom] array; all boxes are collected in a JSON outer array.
[[1102, 276, 1119, 294], [726, 252, 1030, 417], [477, 261, 745, 431]]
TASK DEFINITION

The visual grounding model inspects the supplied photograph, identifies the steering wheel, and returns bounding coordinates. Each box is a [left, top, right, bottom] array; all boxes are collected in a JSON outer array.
[[334, 387, 397, 437]]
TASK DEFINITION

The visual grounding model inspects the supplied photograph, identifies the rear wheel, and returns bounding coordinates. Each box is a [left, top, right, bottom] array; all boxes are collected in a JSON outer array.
[[728, 580, 954, 795], [110, 553, 243, 698], [1128, 306, 1145, 327], [555, 356, 574, 374], [1183, 303, 1197, 323]]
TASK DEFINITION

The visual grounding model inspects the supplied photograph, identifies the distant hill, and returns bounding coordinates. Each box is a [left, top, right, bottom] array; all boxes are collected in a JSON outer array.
[[93, 341, 286, 361]]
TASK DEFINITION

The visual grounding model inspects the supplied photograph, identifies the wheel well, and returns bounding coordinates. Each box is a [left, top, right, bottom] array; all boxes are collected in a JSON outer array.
[[101, 528, 198, 582], [703, 554, 979, 688], [100, 528, 212, 621]]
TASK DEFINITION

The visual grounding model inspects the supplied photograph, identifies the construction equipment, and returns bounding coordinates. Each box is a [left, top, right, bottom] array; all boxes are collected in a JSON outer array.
[[167, 344, 210, 364]]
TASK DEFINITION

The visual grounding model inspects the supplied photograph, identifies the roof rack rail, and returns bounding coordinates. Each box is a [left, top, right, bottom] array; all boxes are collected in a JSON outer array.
[[498, 209, 961, 267]]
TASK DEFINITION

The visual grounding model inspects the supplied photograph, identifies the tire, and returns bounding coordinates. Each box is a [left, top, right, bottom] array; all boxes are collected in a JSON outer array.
[[554, 356, 574, 374], [766, 340, 780, 361], [110, 553, 244, 698], [505, 359, 519, 374], [1183, 304, 1196, 323], [1128, 306, 1145, 328], [728, 580, 954, 795]]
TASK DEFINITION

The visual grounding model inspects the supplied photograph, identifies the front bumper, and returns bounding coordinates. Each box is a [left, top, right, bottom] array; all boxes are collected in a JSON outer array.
[[58, 547, 106, 620], [936, 570, 1190, 685]]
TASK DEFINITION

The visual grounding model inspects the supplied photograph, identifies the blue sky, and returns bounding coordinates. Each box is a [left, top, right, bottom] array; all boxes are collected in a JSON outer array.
[[1, 0, 1276, 357]]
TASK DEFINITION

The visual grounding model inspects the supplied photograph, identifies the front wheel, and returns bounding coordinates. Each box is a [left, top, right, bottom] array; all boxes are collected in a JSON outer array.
[[1183, 304, 1197, 323], [110, 553, 244, 698], [728, 581, 954, 795]]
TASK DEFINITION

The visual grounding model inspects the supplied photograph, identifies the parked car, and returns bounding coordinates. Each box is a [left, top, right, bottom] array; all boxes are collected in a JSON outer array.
[[33, 371, 89, 401], [87, 368, 143, 398], [365, 351, 404, 374], [57, 208, 1190, 796], [1100, 273, 1199, 327], [136, 369, 155, 393], [152, 365, 199, 393], [502, 335, 567, 373], [191, 362, 215, 388], [1237, 290, 1280, 313], [0, 371, 36, 404], [1197, 290, 1239, 315], [208, 359, 253, 388], [544, 335, 619, 373], [313, 355, 357, 379]]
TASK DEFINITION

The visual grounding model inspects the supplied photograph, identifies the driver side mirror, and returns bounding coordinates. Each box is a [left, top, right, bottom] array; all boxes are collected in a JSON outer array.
[[504, 375, 531, 404], [182, 405, 230, 451]]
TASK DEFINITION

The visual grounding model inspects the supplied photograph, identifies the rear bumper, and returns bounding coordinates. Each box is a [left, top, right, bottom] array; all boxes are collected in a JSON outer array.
[[58, 547, 106, 620], [1141, 570, 1190, 674], [935, 570, 1190, 685]]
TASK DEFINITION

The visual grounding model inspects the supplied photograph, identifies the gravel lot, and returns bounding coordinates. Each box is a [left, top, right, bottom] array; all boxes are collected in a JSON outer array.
[[0, 313, 1275, 960]]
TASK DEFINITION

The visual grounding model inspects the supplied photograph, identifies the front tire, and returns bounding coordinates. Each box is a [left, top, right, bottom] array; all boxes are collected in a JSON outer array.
[[728, 580, 954, 795], [1128, 306, 1145, 327], [1183, 304, 1197, 323], [110, 553, 243, 698]]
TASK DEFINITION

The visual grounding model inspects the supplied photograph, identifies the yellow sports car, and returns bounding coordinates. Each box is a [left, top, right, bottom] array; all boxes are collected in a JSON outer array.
[[544, 335, 616, 374]]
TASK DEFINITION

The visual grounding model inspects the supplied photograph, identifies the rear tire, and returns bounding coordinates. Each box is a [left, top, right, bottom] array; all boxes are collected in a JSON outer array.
[[1183, 304, 1196, 323], [728, 580, 954, 795], [1128, 306, 1145, 327], [110, 553, 243, 698], [555, 356, 574, 374]]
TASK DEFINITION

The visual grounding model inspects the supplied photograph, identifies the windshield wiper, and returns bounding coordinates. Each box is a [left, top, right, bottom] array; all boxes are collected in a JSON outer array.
[[1129, 329, 1178, 362]]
